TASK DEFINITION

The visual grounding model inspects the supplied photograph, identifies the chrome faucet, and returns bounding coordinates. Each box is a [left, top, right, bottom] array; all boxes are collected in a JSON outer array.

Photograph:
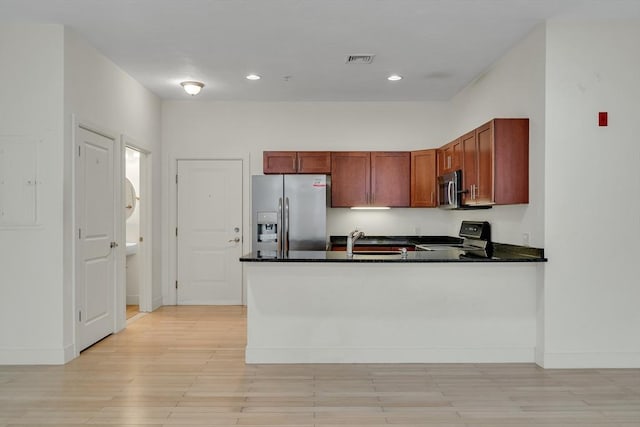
[[346, 229, 365, 256]]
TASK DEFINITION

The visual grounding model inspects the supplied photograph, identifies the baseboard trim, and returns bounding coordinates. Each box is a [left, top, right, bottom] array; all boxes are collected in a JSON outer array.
[[0, 344, 74, 365], [535, 347, 545, 367], [246, 346, 536, 364], [63, 343, 75, 363], [542, 351, 640, 368], [151, 296, 163, 311]]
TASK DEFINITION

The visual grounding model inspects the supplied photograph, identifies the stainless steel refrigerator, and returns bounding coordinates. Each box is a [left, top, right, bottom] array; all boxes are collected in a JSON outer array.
[[252, 175, 329, 257]]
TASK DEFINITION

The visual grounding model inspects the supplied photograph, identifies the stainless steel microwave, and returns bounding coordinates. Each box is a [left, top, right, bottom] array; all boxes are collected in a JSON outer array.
[[437, 170, 492, 210], [437, 170, 463, 209]]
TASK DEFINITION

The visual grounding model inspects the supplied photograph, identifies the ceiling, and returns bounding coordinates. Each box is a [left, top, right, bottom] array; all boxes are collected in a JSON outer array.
[[1, 0, 639, 101]]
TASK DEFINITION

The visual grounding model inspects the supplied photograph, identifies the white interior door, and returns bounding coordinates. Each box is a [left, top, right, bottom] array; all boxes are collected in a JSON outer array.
[[177, 159, 243, 305], [75, 126, 116, 350]]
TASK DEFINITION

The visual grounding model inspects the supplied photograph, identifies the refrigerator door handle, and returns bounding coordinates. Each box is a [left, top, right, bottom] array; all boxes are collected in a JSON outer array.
[[277, 197, 283, 257], [284, 197, 290, 256]]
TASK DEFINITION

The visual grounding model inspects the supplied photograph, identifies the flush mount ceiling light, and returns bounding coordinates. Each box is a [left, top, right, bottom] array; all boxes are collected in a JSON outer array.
[[180, 81, 204, 96], [246, 74, 261, 80], [387, 74, 403, 81]]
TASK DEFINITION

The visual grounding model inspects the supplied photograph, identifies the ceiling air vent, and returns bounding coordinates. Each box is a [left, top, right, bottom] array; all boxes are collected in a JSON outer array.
[[345, 54, 376, 64]]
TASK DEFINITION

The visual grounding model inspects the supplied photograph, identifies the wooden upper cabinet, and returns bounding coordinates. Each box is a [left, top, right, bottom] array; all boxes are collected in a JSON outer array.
[[263, 151, 297, 174], [451, 139, 462, 171], [297, 151, 331, 174], [475, 123, 494, 204], [331, 152, 370, 207], [331, 151, 410, 207], [438, 138, 462, 175], [461, 130, 478, 205], [263, 151, 330, 174], [461, 118, 529, 206], [410, 149, 437, 207], [371, 152, 410, 207], [492, 119, 529, 204]]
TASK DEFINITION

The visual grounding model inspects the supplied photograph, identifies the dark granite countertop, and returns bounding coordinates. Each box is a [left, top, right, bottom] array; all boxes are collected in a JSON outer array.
[[240, 236, 546, 263]]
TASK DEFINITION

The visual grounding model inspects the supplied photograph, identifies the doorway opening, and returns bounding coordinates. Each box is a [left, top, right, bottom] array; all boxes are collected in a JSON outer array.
[[125, 147, 141, 318], [124, 145, 151, 318]]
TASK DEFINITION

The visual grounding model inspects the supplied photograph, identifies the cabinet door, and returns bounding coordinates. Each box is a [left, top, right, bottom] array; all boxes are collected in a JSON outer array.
[[371, 152, 410, 207], [331, 152, 370, 207], [438, 139, 461, 175], [461, 130, 477, 204], [493, 118, 529, 205], [475, 122, 494, 204], [297, 151, 331, 174], [437, 148, 446, 176], [263, 151, 297, 174], [450, 139, 462, 171], [441, 145, 451, 174], [411, 149, 436, 207]]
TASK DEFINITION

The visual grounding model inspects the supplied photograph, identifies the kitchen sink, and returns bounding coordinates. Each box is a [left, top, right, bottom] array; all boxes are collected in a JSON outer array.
[[352, 250, 402, 255]]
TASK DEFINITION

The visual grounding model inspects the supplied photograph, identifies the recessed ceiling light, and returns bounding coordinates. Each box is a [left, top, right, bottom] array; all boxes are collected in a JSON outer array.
[[387, 74, 403, 81], [246, 74, 261, 80], [180, 81, 204, 96]]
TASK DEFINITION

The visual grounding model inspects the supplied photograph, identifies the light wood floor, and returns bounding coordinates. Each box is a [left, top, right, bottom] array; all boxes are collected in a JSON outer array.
[[1, 306, 639, 426], [126, 305, 139, 320]]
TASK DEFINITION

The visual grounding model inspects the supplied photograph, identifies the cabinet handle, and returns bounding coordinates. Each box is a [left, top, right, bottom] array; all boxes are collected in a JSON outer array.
[[297, 156, 301, 172], [430, 191, 434, 205], [292, 157, 296, 170], [277, 198, 283, 257]]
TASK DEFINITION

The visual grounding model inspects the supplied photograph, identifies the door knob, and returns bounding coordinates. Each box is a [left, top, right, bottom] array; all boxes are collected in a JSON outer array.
[[228, 237, 240, 243]]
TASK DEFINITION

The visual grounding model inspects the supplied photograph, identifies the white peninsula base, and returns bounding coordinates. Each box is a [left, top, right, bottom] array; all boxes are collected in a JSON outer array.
[[245, 262, 543, 364]]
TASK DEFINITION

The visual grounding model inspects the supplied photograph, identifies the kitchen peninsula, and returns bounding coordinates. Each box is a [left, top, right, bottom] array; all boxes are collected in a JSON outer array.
[[240, 236, 546, 364]]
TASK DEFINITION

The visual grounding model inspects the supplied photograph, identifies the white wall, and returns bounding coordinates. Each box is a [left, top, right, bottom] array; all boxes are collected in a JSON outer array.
[[543, 20, 640, 368], [0, 24, 161, 364], [161, 102, 453, 303], [0, 25, 66, 364], [63, 29, 163, 349], [448, 25, 547, 247]]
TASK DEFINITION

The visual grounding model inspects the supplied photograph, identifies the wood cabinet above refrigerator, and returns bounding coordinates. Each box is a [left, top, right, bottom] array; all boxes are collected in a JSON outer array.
[[263, 151, 331, 174]]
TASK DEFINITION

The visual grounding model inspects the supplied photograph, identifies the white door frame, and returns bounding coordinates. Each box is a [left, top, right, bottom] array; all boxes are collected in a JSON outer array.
[[166, 154, 250, 306], [72, 116, 124, 357], [122, 137, 153, 312]]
